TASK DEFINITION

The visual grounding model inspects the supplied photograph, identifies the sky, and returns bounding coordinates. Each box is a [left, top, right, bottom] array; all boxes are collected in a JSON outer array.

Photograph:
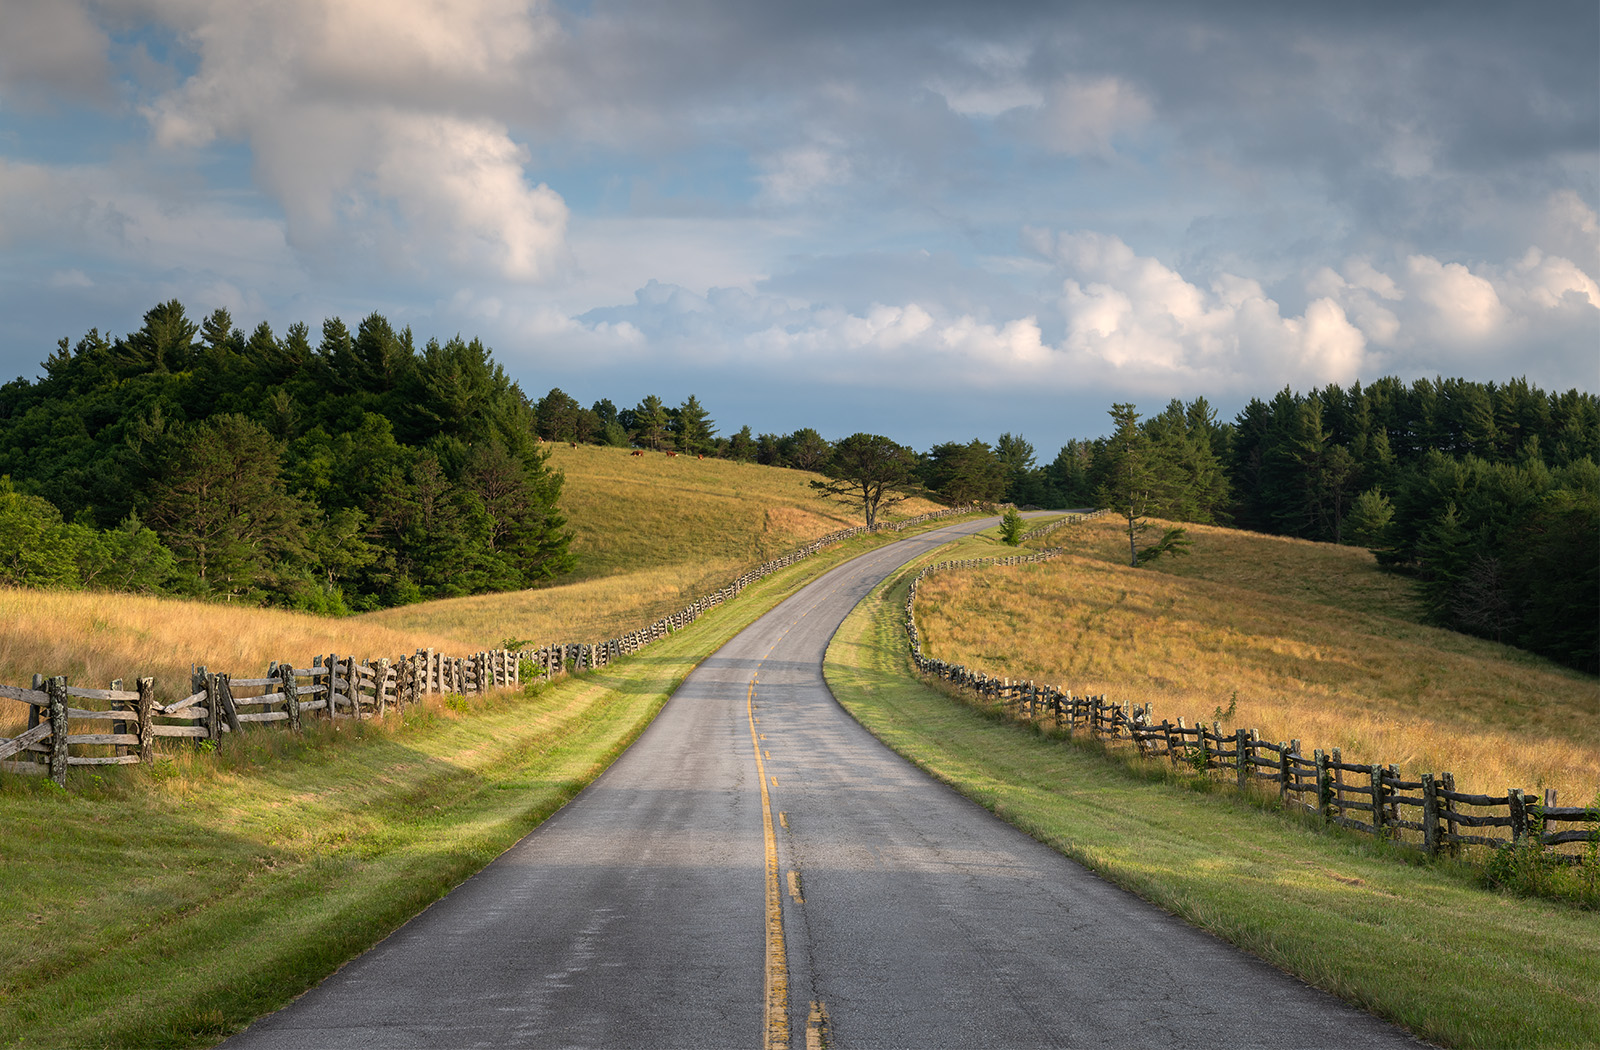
[[0, 0, 1596, 454]]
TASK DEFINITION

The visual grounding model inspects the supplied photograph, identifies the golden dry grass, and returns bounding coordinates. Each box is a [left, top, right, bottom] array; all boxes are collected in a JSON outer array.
[[917, 515, 1600, 800], [1, 444, 944, 728], [0, 588, 465, 707]]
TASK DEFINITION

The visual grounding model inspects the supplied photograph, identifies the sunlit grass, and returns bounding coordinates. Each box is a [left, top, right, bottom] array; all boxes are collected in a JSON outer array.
[[916, 516, 1599, 800]]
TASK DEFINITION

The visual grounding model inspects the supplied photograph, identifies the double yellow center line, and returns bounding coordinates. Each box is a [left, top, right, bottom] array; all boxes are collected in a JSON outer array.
[[748, 675, 789, 1050]]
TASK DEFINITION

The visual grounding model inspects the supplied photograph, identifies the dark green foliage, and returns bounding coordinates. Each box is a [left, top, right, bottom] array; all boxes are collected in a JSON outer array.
[[0, 301, 574, 613], [922, 439, 1007, 505], [631, 395, 672, 451], [672, 395, 716, 455], [1137, 526, 1192, 565], [999, 507, 1024, 546], [813, 433, 917, 529]]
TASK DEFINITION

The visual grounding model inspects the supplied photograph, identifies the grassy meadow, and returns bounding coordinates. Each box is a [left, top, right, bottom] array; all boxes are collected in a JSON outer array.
[[0, 446, 943, 730], [825, 561, 1600, 1049], [911, 515, 1600, 801]]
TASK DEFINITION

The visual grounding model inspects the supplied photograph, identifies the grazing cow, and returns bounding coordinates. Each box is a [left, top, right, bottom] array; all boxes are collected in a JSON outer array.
[[697, 454, 705, 460], [570, 441, 577, 449], [630, 449, 645, 457], [666, 451, 679, 457]]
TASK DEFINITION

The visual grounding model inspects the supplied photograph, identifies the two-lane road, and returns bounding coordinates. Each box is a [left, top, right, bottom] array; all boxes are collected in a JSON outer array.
[[228, 517, 1421, 1048]]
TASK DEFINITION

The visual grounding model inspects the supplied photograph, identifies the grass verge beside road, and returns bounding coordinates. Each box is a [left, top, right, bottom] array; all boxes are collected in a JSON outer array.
[[824, 555, 1600, 1050], [0, 524, 966, 1049]]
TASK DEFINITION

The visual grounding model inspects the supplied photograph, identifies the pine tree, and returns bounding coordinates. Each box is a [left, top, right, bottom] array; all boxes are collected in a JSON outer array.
[[674, 395, 717, 455], [1096, 403, 1185, 566], [633, 395, 672, 451]]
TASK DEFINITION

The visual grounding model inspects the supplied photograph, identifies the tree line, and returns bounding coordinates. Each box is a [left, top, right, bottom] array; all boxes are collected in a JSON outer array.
[[0, 301, 574, 613]]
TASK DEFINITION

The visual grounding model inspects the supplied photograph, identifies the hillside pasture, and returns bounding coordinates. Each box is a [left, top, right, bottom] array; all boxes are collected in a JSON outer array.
[[915, 516, 1599, 801]]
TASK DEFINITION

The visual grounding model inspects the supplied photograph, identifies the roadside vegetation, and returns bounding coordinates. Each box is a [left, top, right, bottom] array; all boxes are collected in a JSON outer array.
[[825, 537, 1600, 1049], [918, 514, 1598, 802], [0, 525, 941, 1049]]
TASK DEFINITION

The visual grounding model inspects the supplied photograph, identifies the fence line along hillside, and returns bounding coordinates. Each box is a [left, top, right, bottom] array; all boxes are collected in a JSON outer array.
[[902, 525, 1600, 863], [1, 505, 981, 786]]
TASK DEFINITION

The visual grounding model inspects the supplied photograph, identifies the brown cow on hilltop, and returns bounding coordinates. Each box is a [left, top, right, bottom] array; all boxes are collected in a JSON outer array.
[[630, 449, 645, 457]]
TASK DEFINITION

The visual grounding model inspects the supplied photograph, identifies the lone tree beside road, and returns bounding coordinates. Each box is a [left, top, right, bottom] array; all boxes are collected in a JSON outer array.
[[812, 433, 917, 529]]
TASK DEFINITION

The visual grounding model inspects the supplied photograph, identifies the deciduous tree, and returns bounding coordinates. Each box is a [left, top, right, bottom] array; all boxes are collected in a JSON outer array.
[[813, 433, 917, 529]]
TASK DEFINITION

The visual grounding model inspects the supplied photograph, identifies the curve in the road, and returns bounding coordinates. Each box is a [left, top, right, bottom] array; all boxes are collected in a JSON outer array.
[[226, 517, 1422, 1049]]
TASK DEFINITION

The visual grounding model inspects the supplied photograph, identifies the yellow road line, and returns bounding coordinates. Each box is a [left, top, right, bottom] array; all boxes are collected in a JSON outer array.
[[748, 677, 789, 1050]]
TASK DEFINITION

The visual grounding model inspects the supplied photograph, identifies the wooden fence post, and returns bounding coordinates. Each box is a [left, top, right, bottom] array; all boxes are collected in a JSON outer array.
[[136, 677, 155, 764], [1314, 750, 1331, 819], [278, 660, 301, 732], [1331, 748, 1345, 824], [200, 670, 221, 742], [1421, 773, 1439, 855], [1235, 729, 1249, 788], [1441, 772, 1459, 855], [1278, 743, 1292, 804], [1369, 765, 1387, 838], [1508, 788, 1528, 844], [216, 673, 243, 735], [110, 679, 126, 758], [47, 675, 69, 786]]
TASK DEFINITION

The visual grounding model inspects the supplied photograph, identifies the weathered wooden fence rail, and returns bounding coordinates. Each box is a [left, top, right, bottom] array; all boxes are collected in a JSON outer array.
[[903, 526, 1600, 862], [0, 648, 522, 783], [1, 505, 982, 786]]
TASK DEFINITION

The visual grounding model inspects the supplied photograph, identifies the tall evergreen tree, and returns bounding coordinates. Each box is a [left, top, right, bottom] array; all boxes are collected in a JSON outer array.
[[632, 395, 672, 451], [674, 395, 717, 455]]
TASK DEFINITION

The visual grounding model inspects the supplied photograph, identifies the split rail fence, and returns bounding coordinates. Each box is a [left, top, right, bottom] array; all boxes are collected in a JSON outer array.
[[1, 504, 982, 786], [903, 527, 1600, 862]]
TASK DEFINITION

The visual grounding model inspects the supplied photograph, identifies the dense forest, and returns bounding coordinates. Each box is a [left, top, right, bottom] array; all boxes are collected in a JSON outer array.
[[2, 301, 1595, 671], [0, 301, 575, 613]]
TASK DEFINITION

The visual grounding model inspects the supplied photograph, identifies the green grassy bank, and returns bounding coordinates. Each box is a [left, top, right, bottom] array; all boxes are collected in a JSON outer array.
[[0, 523, 969, 1049], [823, 545, 1600, 1050]]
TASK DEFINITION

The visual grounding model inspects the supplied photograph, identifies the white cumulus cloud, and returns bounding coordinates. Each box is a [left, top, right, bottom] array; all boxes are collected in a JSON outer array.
[[138, 0, 569, 283]]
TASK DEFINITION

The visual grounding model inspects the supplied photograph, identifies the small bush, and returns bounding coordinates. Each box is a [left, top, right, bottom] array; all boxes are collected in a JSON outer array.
[[999, 508, 1025, 546]]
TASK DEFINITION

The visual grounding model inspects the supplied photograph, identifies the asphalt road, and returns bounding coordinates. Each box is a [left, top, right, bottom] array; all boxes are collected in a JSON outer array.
[[226, 517, 1423, 1049]]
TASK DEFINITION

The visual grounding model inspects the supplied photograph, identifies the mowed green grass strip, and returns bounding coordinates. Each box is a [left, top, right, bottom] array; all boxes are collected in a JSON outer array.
[[823, 553, 1600, 1050], [0, 525, 965, 1050]]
